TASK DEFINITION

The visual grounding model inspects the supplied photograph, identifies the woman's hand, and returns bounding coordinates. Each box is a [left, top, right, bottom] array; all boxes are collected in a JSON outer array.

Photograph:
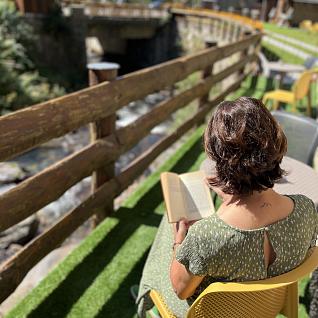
[[173, 218, 195, 244]]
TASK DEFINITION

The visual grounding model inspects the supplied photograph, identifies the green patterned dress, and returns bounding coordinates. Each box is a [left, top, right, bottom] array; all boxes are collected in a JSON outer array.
[[136, 194, 318, 318]]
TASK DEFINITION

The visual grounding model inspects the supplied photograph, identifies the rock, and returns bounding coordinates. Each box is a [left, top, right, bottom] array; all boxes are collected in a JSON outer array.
[[0, 244, 23, 264], [145, 92, 165, 105], [37, 177, 91, 228], [0, 163, 27, 184], [6, 243, 23, 255], [0, 215, 39, 250]]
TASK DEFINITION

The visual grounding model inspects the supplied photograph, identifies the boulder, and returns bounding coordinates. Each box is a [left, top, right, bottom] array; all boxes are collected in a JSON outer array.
[[0, 162, 27, 184], [0, 215, 39, 250]]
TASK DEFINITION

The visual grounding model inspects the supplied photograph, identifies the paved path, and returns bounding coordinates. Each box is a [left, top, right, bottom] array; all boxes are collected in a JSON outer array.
[[270, 32, 318, 55], [263, 35, 311, 61]]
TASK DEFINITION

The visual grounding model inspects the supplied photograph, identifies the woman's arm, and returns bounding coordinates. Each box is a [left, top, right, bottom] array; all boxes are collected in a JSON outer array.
[[170, 219, 205, 300]]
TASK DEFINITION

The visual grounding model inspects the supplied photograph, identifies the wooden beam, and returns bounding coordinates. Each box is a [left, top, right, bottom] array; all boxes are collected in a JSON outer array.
[[118, 53, 257, 150], [117, 73, 249, 192], [199, 41, 217, 114], [0, 33, 261, 162], [0, 138, 119, 233], [88, 62, 119, 226]]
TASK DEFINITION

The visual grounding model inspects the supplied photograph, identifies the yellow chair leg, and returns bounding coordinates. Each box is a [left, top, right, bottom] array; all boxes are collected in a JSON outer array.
[[291, 102, 297, 113], [273, 100, 279, 110], [262, 96, 268, 106], [307, 93, 312, 117], [281, 283, 298, 318]]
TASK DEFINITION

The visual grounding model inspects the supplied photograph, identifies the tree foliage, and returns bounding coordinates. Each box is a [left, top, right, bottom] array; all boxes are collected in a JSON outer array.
[[0, 1, 64, 114]]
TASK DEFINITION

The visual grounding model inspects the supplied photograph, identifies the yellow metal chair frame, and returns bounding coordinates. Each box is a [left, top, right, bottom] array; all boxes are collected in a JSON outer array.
[[150, 247, 318, 318], [262, 70, 317, 116]]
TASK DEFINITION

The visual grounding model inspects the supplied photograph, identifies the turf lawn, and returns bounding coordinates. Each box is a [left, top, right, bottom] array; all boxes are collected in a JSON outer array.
[[261, 40, 305, 65], [264, 23, 318, 48], [262, 23, 318, 65], [5, 77, 312, 318]]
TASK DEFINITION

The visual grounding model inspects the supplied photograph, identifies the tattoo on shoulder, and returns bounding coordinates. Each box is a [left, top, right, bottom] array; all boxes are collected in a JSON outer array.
[[260, 202, 271, 208]]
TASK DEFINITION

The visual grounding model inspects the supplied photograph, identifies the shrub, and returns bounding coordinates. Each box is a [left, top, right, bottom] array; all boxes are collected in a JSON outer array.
[[0, 1, 64, 114]]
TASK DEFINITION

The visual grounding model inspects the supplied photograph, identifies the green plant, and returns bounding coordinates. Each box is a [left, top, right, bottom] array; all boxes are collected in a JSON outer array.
[[0, 1, 64, 114]]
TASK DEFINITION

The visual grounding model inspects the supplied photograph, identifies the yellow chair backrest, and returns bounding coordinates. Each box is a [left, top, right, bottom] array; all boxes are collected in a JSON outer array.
[[300, 20, 313, 31], [187, 247, 318, 318], [313, 23, 318, 32], [293, 71, 315, 100]]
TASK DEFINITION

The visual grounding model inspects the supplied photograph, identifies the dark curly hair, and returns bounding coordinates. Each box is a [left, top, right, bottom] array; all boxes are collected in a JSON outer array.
[[204, 97, 287, 196]]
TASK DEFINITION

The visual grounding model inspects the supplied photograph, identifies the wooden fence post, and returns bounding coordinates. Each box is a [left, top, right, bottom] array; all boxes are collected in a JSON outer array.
[[252, 34, 263, 88], [198, 40, 217, 124], [223, 20, 229, 42], [240, 31, 252, 75], [87, 62, 120, 227]]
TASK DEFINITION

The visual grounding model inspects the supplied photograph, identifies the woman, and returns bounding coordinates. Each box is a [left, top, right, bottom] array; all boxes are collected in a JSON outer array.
[[136, 97, 318, 317]]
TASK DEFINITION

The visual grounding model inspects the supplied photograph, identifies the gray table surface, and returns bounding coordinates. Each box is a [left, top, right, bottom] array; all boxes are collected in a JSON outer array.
[[200, 156, 318, 207]]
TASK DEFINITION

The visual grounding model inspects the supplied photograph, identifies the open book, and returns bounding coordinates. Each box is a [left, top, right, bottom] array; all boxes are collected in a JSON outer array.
[[160, 171, 215, 223]]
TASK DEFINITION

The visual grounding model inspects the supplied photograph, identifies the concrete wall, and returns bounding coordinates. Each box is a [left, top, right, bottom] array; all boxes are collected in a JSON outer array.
[[102, 17, 181, 74], [23, 8, 180, 84]]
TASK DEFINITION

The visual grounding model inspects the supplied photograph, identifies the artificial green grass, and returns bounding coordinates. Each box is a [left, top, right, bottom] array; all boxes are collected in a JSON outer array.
[[261, 41, 305, 65], [5, 77, 312, 318], [262, 23, 318, 66], [268, 34, 318, 58], [264, 23, 318, 48]]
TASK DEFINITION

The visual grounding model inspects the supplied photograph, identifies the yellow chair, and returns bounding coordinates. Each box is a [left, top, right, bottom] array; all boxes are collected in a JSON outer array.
[[262, 70, 317, 116], [150, 247, 318, 318], [300, 20, 313, 32], [313, 23, 318, 33]]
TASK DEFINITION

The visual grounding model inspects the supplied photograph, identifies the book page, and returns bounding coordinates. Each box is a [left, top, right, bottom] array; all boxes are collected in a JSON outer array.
[[179, 171, 214, 221], [160, 172, 186, 223]]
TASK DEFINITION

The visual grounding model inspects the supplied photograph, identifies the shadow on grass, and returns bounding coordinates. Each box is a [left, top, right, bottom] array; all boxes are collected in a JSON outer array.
[[26, 209, 161, 318], [26, 132, 204, 318], [94, 250, 150, 318]]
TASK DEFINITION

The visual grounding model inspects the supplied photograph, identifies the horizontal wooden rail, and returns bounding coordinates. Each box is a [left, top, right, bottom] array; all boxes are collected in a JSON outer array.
[[117, 75, 247, 189], [0, 138, 119, 233], [0, 53, 257, 233], [0, 72, 248, 303], [117, 52, 257, 149], [0, 33, 261, 162]]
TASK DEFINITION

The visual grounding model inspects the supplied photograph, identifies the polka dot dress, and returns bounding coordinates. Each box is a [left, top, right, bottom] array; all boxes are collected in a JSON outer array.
[[136, 195, 318, 318]]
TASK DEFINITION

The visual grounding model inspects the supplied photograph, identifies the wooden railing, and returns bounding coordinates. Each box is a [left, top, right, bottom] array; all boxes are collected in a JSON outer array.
[[0, 11, 262, 303], [61, 2, 263, 30], [169, 6, 264, 31], [63, 1, 169, 19]]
